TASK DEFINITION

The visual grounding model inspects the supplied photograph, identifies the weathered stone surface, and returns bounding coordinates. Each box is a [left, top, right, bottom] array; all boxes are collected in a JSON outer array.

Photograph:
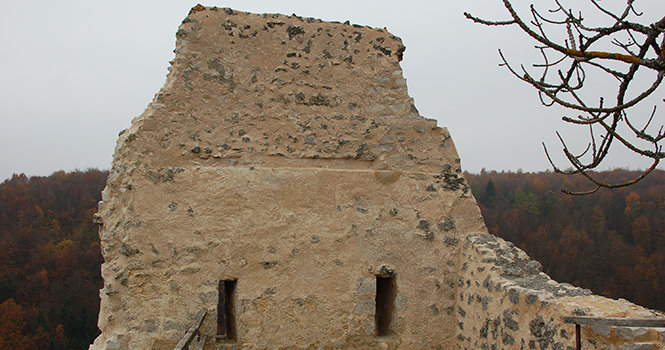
[[91, 5, 665, 350], [619, 343, 656, 350], [617, 327, 650, 341]]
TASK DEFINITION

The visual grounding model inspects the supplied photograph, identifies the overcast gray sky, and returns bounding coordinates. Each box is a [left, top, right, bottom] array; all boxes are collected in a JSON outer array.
[[1, 0, 662, 182]]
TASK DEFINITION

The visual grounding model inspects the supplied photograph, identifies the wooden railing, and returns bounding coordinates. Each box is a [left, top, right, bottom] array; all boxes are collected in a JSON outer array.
[[174, 309, 207, 350], [563, 316, 665, 350]]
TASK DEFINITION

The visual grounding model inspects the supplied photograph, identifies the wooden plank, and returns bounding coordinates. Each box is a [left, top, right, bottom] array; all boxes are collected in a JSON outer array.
[[563, 316, 665, 328], [174, 309, 207, 350], [194, 335, 207, 350]]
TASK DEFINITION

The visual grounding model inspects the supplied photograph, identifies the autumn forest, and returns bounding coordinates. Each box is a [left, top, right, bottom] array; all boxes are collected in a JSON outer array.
[[0, 168, 664, 348], [0, 170, 106, 349]]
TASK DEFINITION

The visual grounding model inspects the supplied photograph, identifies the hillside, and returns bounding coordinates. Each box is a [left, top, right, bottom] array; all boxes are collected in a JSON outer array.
[[0, 170, 107, 350]]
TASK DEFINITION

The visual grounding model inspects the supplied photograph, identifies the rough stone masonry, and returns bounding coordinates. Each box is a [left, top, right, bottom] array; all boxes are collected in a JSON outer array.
[[91, 5, 665, 350]]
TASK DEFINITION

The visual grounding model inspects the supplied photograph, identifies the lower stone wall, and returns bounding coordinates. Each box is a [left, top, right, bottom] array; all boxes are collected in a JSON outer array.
[[457, 233, 665, 350], [91, 166, 483, 350]]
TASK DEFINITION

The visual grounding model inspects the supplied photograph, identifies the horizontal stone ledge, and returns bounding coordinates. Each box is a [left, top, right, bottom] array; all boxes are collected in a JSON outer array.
[[563, 316, 665, 327]]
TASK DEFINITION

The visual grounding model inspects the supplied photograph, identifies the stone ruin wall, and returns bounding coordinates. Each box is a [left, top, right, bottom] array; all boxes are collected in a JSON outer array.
[[91, 5, 665, 350], [457, 234, 665, 350]]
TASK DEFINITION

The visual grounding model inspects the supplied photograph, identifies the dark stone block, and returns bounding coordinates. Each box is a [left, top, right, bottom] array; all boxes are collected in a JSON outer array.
[[508, 288, 520, 305]]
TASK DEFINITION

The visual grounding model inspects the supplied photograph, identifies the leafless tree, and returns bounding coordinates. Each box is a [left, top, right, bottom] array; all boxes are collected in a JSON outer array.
[[466, 0, 665, 194]]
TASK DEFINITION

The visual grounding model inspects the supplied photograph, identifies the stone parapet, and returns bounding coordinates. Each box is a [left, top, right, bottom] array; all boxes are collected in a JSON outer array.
[[457, 233, 665, 350]]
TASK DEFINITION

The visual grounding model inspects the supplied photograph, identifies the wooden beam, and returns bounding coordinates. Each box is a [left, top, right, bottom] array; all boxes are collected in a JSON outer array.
[[563, 316, 665, 328], [564, 316, 665, 350], [174, 309, 207, 350], [194, 335, 207, 350]]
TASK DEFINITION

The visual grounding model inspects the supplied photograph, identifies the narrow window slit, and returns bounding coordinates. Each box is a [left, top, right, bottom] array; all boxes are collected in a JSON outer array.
[[218, 280, 237, 341], [375, 274, 396, 336]]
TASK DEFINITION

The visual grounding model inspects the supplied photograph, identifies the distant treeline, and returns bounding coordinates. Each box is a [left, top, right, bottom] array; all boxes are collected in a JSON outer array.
[[0, 168, 663, 349], [466, 169, 665, 312], [0, 170, 107, 350]]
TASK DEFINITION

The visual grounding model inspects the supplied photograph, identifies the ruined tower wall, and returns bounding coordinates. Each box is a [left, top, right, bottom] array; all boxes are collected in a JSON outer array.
[[91, 6, 486, 350]]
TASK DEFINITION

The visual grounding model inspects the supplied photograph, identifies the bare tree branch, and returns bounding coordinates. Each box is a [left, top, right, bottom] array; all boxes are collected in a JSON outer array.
[[467, 0, 665, 193]]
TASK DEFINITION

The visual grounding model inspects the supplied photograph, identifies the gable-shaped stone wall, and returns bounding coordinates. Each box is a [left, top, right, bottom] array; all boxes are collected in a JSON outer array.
[[90, 6, 665, 350], [91, 6, 485, 350]]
